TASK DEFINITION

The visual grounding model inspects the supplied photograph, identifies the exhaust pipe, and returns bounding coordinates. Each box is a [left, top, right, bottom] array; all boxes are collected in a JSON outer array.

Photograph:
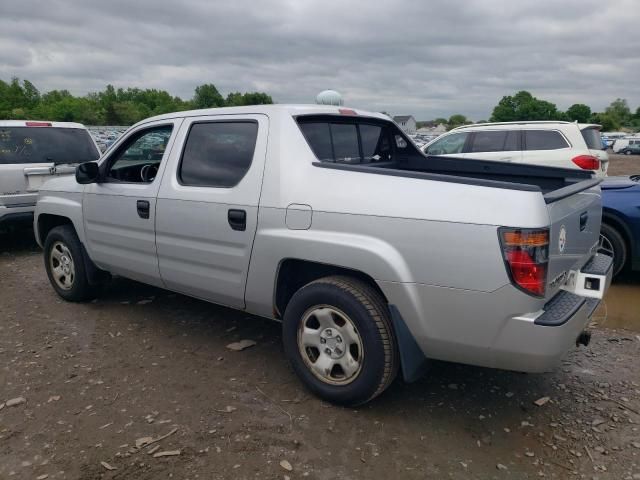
[[576, 330, 591, 347]]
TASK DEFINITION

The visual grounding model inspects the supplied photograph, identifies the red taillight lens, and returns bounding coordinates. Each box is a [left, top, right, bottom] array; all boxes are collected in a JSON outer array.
[[572, 155, 599, 170], [25, 121, 52, 127], [499, 228, 549, 297], [339, 108, 357, 116]]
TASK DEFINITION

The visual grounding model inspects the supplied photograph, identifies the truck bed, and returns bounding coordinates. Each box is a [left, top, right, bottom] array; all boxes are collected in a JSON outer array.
[[315, 154, 601, 203]]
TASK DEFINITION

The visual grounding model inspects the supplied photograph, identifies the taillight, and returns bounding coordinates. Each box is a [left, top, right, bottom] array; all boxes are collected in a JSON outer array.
[[499, 228, 549, 297], [572, 155, 599, 170], [25, 121, 52, 127]]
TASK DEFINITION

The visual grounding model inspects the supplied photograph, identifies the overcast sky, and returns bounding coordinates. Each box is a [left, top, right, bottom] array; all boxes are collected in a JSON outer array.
[[1, 0, 639, 120]]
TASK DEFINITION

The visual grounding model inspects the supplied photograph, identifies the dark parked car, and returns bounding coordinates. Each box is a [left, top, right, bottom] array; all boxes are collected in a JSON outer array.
[[620, 145, 640, 155], [599, 175, 640, 276]]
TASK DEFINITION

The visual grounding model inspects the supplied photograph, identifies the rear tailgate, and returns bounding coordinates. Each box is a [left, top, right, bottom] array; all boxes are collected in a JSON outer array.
[[544, 179, 602, 299], [0, 163, 78, 208]]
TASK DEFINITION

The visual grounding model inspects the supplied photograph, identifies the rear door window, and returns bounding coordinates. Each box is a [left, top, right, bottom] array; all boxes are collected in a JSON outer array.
[[179, 121, 258, 188], [0, 127, 100, 165], [468, 130, 520, 153], [425, 132, 469, 155], [524, 130, 569, 150]]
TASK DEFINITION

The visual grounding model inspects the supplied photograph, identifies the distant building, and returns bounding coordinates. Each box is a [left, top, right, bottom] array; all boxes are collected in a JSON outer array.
[[393, 115, 416, 134]]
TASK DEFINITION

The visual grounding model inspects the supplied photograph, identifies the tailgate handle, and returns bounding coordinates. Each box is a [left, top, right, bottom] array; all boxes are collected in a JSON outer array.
[[579, 212, 588, 231]]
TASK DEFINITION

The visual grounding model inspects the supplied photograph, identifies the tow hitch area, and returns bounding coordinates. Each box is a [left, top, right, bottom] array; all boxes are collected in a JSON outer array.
[[561, 254, 613, 300], [576, 330, 591, 347]]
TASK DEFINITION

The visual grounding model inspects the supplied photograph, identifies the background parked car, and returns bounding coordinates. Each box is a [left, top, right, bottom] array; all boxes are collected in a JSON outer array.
[[612, 137, 640, 153], [619, 145, 640, 155], [599, 174, 640, 276], [422, 121, 609, 177], [0, 120, 100, 229]]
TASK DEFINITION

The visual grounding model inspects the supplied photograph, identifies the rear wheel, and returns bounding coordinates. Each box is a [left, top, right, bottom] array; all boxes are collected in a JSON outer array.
[[599, 223, 627, 277], [44, 225, 101, 301], [624, 150, 632, 155], [282, 276, 398, 406]]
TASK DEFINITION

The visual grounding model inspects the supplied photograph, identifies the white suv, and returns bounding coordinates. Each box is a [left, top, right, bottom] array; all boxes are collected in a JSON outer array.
[[0, 120, 100, 228], [423, 121, 609, 177]]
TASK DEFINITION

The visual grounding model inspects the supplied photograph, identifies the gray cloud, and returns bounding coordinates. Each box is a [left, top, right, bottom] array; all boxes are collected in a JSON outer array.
[[1, 0, 639, 119]]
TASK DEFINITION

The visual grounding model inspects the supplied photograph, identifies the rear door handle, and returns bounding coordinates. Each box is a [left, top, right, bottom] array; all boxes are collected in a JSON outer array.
[[228, 209, 246, 231], [579, 211, 588, 231], [137, 200, 150, 219]]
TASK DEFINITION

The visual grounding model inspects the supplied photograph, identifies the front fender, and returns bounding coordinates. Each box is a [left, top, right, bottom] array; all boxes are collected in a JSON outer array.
[[35, 191, 85, 247]]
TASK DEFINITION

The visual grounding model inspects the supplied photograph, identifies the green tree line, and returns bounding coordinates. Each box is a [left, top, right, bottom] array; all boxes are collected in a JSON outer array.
[[0, 78, 273, 125], [489, 91, 640, 131]]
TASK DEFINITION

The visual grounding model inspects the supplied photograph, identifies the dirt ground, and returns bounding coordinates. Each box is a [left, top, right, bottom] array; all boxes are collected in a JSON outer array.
[[606, 152, 640, 176], [1, 153, 640, 480]]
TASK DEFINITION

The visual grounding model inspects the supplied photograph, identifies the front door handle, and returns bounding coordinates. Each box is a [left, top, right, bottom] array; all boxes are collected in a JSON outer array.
[[137, 200, 150, 219], [228, 209, 246, 231]]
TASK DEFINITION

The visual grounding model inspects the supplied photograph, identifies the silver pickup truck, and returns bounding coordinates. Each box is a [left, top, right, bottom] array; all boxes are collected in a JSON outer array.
[[34, 105, 613, 406]]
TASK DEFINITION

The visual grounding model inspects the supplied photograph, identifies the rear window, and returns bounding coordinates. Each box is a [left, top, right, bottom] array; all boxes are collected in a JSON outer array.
[[0, 127, 99, 165], [468, 130, 519, 153], [581, 128, 602, 150], [524, 130, 569, 150], [298, 118, 396, 164], [179, 121, 258, 188]]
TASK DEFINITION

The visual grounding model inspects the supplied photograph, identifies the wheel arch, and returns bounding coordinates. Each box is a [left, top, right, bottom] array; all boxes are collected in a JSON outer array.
[[37, 214, 75, 246], [601, 209, 634, 261], [273, 258, 387, 319]]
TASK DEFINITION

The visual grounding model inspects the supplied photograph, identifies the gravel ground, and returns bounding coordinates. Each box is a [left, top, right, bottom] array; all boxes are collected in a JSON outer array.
[[606, 152, 640, 176], [1, 229, 639, 480]]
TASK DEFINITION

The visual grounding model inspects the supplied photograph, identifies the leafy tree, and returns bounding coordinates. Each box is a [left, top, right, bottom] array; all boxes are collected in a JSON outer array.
[[566, 104, 591, 123], [605, 98, 632, 127], [2, 77, 272, 125], [193, 83, 224, 109], [225, 91, 273, 106], [241, 92, 273, 105], [590, 112, 619, 132], [447, 114, 468, 128], [490, 91, 563, 122]]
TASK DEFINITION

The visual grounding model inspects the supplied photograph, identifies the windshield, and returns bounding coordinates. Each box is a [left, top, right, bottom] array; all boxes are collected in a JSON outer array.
[[0, 127, 100, 165], [581, 127, 602, 150]]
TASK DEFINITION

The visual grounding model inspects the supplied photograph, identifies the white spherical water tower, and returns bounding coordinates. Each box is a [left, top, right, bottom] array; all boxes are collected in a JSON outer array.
[[316, 90, 343, 106]]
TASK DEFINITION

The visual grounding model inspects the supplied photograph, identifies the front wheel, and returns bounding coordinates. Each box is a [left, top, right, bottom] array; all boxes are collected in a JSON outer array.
[[282, 276, 398, 406], [599, 223, 627, 277], [44, 225, 100, 301]]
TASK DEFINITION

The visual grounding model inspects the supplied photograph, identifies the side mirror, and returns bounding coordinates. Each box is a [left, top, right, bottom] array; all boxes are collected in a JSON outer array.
[[76, 162, 100, 184]]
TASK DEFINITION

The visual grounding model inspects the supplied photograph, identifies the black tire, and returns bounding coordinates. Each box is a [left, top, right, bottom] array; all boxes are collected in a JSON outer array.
[[599, 223, 627, 277], [43, 225, 100, 301], [282, 275, 398, 406], [624, 150, 632, 155]]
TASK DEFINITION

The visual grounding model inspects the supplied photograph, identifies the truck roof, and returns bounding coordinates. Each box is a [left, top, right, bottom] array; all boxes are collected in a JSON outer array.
[[133, 104, 392, 128], [0, 120, 88, 129]]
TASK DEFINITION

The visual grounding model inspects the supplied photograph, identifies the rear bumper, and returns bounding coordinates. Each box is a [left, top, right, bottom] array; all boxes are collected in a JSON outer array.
[[380, 254, 614, 376]]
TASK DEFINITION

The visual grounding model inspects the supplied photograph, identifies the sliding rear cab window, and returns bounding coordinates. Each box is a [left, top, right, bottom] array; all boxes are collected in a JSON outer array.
[[298, 117, 398, 164]]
